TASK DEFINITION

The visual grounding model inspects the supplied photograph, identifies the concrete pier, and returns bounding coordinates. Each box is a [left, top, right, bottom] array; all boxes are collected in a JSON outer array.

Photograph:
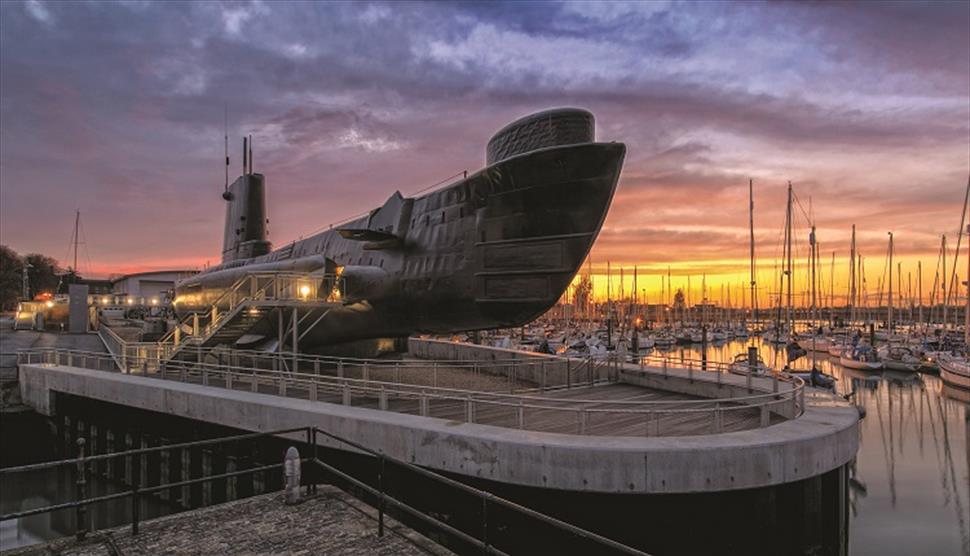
[[18, 358, 859, 494]]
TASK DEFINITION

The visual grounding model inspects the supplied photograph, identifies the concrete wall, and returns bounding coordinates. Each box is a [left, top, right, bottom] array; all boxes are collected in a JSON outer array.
[[20, 363, 860, 495], [68, 284, 89, 333]]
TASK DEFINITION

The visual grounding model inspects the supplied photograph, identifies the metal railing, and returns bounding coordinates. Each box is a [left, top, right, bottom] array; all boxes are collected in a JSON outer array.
[[17, 349, 804, 436], [158, 271, 343, 347], [0, 426, 647, 555]]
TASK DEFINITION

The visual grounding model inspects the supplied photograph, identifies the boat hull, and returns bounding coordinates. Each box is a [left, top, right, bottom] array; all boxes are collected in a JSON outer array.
[[939, 355, 970, 390], [839, 356, 884, 371]]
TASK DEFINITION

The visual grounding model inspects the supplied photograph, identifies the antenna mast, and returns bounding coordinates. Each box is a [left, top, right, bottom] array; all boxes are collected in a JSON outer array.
[[73, 209, 80, 273], [224, 106, 229, 193]]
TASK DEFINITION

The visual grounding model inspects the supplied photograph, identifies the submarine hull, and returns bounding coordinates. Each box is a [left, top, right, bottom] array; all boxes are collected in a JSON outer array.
[[175, 108, 625, 350]]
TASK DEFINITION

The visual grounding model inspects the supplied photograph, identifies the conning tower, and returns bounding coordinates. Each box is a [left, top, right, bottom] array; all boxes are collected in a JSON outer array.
[[222, 136, 271, 263]]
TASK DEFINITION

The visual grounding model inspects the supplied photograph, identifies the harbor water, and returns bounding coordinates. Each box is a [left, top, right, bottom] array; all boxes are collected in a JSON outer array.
[[648, 337, 968, 556]]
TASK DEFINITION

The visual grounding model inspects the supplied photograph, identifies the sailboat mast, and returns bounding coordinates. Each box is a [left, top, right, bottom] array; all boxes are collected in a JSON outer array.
[[785, 181, 793, 332], [888, 232, 894, 332], [749, 178, 757, 331], [940, 234, 947, 334], [810, 223, 817, 367], [897, 262, 902, 327], [948, 177, 970, 331], [918, 260, 923, 327], [850, 225, 857, 325], [830, 251, 835, 324], [72, 209, 79, 273]]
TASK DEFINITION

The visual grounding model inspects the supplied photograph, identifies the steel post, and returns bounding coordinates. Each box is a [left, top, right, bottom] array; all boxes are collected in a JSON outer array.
[[74, 438, 88, 540]]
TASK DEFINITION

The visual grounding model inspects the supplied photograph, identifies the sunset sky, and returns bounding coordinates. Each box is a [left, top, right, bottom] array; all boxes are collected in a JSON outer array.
[[1, 1, 968, 306]]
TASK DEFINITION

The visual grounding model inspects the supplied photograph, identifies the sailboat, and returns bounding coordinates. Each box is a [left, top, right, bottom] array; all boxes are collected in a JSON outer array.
[[939, 177, 970, 390], [840, 344, 884, 370], [877, 345, 921, 372]]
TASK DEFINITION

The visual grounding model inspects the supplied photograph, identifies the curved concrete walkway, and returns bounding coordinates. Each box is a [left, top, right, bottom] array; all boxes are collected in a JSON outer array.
[[20, 362, 859, 494]]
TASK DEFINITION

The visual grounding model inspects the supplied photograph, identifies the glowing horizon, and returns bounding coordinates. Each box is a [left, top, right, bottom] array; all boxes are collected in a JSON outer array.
[[1, 2, 968, 296]]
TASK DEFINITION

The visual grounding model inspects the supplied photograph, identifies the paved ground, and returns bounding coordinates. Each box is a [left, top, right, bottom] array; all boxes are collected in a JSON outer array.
[[0, 318, 106, 409], [5, 487, 451, 556]]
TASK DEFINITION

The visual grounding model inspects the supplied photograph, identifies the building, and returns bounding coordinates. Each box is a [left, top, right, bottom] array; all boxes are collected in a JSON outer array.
[[110, 270, 197, 303]]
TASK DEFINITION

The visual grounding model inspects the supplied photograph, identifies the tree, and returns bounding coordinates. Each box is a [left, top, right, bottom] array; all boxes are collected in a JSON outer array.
[[0, 245, 22, 310], [24, 253, 61, 298]]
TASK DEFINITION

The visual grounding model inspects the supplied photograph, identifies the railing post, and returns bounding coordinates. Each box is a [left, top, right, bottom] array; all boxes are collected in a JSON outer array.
[[465, 396, 474, 423], [714, 404, 723, 433], [688, 362, 693, 383], [716, 366, 722, 387], [420, 391, 429, 417], [540, 361, 546, 392], [663, 357, 668, 378], [379, 386, 387, 411], [314, 359, 320, 376], [279, 375, 287, 396], [579, 409, 588, 434], [517, 401, 525, 429], [481, 492, 490, 552], [309, 381, 317, 401], [342, 382, 351, 405], [75, 437, 88, 540], [587, 357, 593, 386], [226, 370, 233, 390], [337, 361, 344, 378], [773, 373, 779, 397], [131, 482, 140, 535], [251, 368, 258, 393], [131, 440, 141, 536], [310, 428, 318, 494], [746, 368, 752, 392], [510, 360, 516, 393], [202, 367, 209, 386], [432, 362, 438, 388], [760, 405, 770, 428], [377, 454, 386, 537], [363, 362, 369, 382]]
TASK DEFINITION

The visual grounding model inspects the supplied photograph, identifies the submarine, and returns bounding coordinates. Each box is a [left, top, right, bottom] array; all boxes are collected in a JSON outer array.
[[174, 108, 625, 351]]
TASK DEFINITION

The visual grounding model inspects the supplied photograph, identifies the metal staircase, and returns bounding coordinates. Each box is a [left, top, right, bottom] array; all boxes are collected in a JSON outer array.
[[154, 271, 343, 363]]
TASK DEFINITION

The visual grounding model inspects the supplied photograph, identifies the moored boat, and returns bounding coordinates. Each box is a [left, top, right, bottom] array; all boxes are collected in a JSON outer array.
[[839, 345, 884, 371], [939, 353, 970, 390], [877, 345, 920, 372], [728, 352, 771, 377]]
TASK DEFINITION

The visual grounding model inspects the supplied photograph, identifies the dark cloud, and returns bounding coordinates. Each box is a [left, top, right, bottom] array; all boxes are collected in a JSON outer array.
[[0, 0, 966, 280]]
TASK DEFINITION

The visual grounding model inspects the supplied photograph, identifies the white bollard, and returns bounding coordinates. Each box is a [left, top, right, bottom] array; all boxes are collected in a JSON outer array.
[[284, 446, 302, 505]]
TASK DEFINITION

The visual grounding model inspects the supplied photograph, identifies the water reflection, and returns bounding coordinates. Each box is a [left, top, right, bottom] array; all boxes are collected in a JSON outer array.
[[651, 338, 969, 556]]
